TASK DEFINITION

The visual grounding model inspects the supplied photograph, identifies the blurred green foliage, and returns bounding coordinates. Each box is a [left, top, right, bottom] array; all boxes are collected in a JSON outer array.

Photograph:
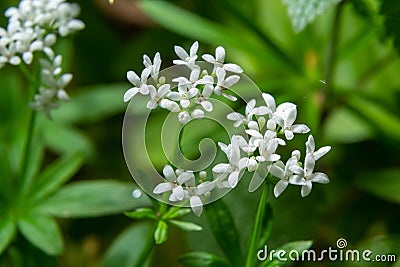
[[1, 0, 399, 266]]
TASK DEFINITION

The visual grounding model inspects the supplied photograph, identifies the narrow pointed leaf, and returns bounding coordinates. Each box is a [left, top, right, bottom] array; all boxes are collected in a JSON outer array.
[[169, 220, 202, 232], [154, 220, 168, 244], [125, 208, 157, 220], [30, 152, 84, 203], [179, 252, 230, 267], [18, 215, 64, 255], [101, 223, 154, 267], [35, 180, 151, 218], [205, 200, 243, 267], [0, 217, 16, 255]]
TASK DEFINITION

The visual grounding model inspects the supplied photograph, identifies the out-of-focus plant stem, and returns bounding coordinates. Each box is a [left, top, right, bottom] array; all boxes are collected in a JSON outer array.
[[323, 0, 345, 93], [221, 0, 303, 75], [135, 225, 155, 267], [245, 180, 269, 267]]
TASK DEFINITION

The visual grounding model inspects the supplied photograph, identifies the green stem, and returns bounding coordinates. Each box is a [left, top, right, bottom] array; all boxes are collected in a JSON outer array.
[[135, 224, 156, 267], [323, 1, 345, 93], [245, 181, 270, 267]]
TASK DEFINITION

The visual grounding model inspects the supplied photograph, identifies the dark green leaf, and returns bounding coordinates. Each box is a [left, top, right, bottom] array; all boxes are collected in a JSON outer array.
[[125, 208, 157, 220], [169, 220, 202, 232], [17, 215, 64, 255], [282, 0, 342, 32], [380, 0, 400, 55], [0, 217, 16, 255], [205, 200, 243, 267], [34, 180, 151, 218], [179, 252, 230, 267], [154, 220, 168, 245], [101, 223, 154, 267], [261, 240, 313, 266], [355, 168, 400, 203], [29, 152, 84, 204]]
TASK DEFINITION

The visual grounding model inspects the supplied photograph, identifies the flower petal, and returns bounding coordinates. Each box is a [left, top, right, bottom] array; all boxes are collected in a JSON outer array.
[[153, 182, 173, 194], [163, 165, 177, 181], [190, 195, 203, 217], [274, 180, 289, 197], [228, 171, 239, 188]]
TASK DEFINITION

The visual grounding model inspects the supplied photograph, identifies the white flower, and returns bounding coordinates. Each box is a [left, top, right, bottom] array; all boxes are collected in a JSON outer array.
[[123, 68, 151, 102], [213, 67, 240, 101], [227, 99, 269, 127], [194, 76, 214, 112], [212, 135, 249, 188], [143, 52, 161, 80], [202, 46, 243, 73], [170, 68, 200, 108], [173, 41, 198, 69], [153, 165, 195, 202], [160, 99, 180, 112], [147, 84, 171, 109], [306, 135, 331, 161], [289, 154, 330, 197], [270, 156, 299, 197], [273, 105, 310, 140]]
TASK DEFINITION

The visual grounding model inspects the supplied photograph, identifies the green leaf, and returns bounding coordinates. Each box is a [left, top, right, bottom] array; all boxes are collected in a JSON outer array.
[[154, 220, 168, 245], [282, 0, 342, 32], [355, 168, 400, 203], [138, 1, 275, 68], [17, 215, 64, 255], [35, 180, 151, 218], [323, 106, 374, 143], [125, 208, 157, 220], [179, 252, 230, 267], [169, 220, 202, 232], [50, 83, 128, 124], [0, 217, 16, 255], [262, 240, 313, 266], [40, 120, 94, 157], [348, 95, 400, 141], [380, 0, 400, 55], [29, 152, 84, 204], [101, 223, 154, 267], [162, 207, 191, 220], [205, 200, 243, 267]]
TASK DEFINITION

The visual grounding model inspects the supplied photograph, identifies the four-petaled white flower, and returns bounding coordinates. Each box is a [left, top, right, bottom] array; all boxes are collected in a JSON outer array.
[[123, 68, 151, 102], [270, 154, 299, 197], [143, 52, 161, 80], [173, 41, 198, 69], [227, 99, 269, 128], [147, 84, 171, 109], [214, 67, 240, 101], [202, 46, 243, 73], [212, 135, 250, 188], [170, 68, 200, 108]]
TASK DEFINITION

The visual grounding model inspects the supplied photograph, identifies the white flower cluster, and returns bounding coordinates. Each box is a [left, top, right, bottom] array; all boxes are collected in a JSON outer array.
[[124, 41, 331, 216], [124, 41, 243, 124], [0, 0, 85, 117]]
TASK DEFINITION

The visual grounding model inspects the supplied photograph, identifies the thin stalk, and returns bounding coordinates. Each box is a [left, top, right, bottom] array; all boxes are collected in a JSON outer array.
[[323, 1, 345, 92], [18, 63, 40, 199], [221, 0, 303, 75], [245, 181, 270, 267], [135, 224, 156, 267]]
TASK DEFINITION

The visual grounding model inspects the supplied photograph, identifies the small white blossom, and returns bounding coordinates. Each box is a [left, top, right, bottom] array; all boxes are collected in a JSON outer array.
[[143, 52, 161, 80], [227, 99, 269, 127], [214, 67, 240, 101], [270, 156, 299, 197], [124, 68, 151, 102], [173, 41, 198, 69], [147, 84, 171, 109], [202, 46, 243, 73]]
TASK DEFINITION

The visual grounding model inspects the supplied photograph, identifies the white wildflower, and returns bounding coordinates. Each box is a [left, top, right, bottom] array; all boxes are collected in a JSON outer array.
[[214, 67, 240, 101], [202, 46, 243, 73], [173, 41, 198, 69]]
